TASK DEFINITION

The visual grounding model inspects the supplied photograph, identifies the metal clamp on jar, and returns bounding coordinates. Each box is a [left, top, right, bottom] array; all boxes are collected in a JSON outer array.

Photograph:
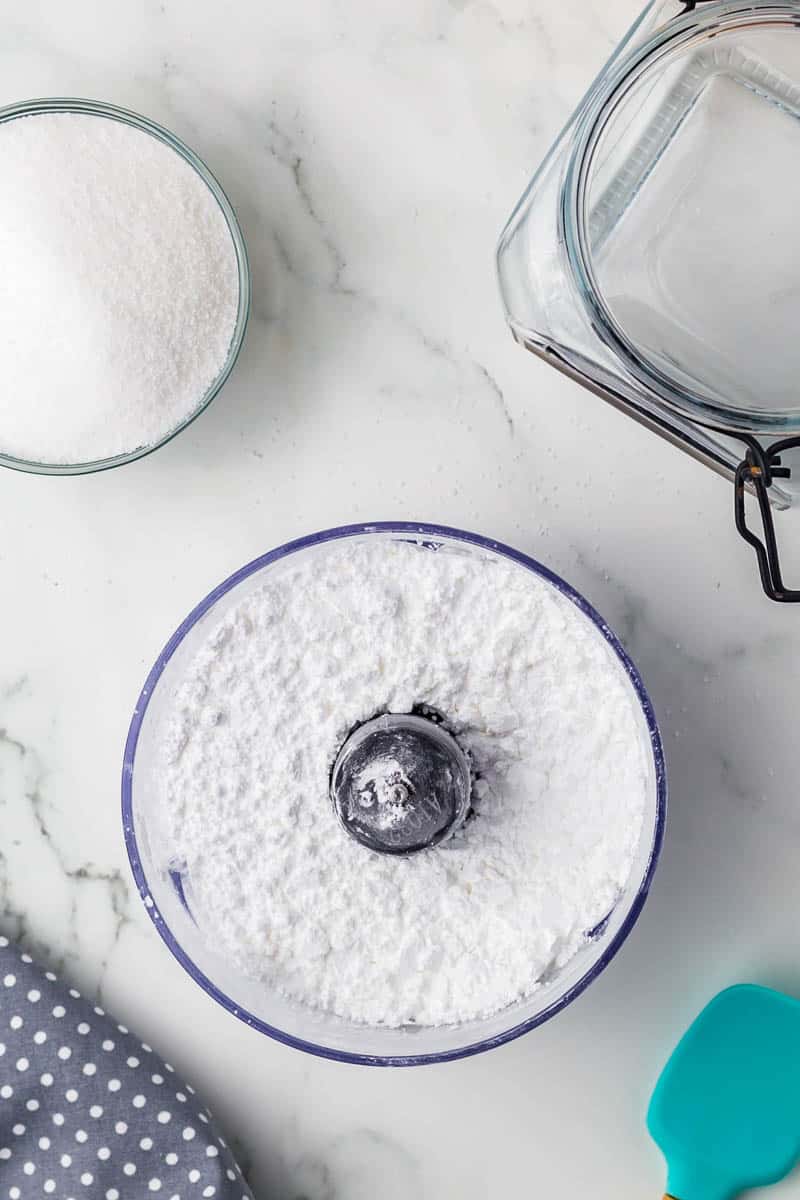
[[498, 0, 800, 601]]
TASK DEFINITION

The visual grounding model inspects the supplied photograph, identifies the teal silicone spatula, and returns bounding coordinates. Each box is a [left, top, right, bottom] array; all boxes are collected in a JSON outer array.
[[648, 985, 800, 1200]]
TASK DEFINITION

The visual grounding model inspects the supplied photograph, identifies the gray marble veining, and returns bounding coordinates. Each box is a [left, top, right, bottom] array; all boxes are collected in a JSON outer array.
[[1, 2, 799, 1197]]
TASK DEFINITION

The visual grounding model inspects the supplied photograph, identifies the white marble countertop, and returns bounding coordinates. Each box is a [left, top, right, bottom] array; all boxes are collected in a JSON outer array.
[[3, 1, 800, 1196]]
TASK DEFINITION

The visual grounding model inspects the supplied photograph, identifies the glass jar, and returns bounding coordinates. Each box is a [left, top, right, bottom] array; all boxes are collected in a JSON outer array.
[[497, 1, 800, 600]]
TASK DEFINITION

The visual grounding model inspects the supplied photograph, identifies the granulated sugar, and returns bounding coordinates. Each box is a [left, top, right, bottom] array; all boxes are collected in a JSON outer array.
[[0, 110, 239, 464], [160, 537, 651, 1027]]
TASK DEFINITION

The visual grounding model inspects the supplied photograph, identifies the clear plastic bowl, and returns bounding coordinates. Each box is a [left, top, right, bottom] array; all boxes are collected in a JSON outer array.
[[0, 97, 250, 476], [122, 523, 666, 1066]]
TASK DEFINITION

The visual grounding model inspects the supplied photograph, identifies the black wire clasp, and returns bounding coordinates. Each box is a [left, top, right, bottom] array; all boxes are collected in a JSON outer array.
[[734, 435, 800, 602]]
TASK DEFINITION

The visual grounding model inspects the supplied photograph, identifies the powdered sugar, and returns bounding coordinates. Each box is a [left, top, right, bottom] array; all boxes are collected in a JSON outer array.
[[0, 110, 239, 464], [159, 537, 651, 1027]]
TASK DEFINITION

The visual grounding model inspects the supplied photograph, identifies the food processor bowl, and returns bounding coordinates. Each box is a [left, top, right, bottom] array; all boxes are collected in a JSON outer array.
[[122, 523, 666, 1066], [0, 97, 250, 476]]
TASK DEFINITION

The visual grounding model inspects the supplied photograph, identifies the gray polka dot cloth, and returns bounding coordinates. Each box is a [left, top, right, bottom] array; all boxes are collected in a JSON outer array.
[[0, 936, 253, 1199]]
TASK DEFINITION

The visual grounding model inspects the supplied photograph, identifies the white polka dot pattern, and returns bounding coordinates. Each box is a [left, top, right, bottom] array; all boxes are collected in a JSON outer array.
[[0, 937, 252, 1198]]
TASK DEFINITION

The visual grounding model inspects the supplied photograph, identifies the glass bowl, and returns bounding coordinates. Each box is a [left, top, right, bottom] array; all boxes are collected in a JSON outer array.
[[122, 523, 666, 1066], [0, 97, 250, 476]]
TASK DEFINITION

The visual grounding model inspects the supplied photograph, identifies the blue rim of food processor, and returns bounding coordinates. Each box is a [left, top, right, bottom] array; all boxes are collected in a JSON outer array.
[[122, 522, 667, 1067], [562, 3, 800, 436], [0, 96, 251, 475]]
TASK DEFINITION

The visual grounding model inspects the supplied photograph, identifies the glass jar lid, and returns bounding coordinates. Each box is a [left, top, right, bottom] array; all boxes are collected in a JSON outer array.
[[565, 3, 800, 435]]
